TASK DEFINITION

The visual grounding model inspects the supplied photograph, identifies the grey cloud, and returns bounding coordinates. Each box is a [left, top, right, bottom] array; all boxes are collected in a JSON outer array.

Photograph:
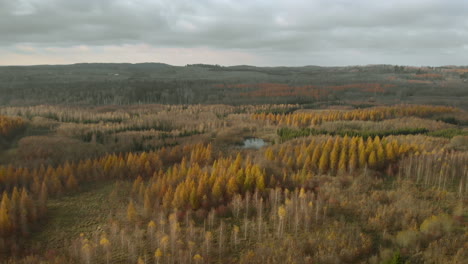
[[0, 0, 467, 66]]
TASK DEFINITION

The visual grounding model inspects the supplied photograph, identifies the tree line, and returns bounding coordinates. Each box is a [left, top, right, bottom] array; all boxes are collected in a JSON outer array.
[[252, 105, 458, 127]]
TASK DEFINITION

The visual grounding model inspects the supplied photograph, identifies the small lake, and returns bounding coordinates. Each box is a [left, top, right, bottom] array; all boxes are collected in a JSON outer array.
[[242, 138, 268, 149]]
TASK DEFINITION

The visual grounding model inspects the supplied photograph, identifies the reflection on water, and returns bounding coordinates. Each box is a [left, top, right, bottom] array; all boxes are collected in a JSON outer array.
[[243, 138, 267, 149]]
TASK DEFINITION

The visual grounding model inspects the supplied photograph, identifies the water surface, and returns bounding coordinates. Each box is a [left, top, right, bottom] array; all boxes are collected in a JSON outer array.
[[242, 138, 268, 149]]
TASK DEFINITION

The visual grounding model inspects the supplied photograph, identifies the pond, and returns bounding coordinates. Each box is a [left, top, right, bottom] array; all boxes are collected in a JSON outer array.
[[242, 138, 268, 149]]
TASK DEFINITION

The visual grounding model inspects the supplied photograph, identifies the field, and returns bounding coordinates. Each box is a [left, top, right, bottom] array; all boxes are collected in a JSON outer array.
[[0, 65, 467, 264]]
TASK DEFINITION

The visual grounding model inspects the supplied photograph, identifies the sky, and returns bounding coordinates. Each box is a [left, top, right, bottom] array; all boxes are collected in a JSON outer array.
[[1, 0, 467, 66]]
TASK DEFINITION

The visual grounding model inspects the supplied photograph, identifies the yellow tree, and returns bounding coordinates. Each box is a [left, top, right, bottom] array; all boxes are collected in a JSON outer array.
[[358, 138, 367, 168], [319, 149, 330, 174], [368, 151, 378, 169], [66, 174, 78, 191], [100, 235, 111, 264], [154, 248, 163, 264], [310, 146, 322, 171], [385, 142, 396, 162], [189, 187, 199, 210], [143, 190, 152, 218], [338, 146, 348, 174], [127, 200, 137, 222], [255, 173, 265, 193], [212, 179, 224, 203], [0, 192, 11, 236], [348, 138, 358, 173], [377, 144, 386, 168], [329, 140, 341, 174], [226, 177, 239, 198]]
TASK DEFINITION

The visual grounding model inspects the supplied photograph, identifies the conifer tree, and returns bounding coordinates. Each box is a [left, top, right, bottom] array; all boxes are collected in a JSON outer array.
[[127, 200, 137, 222], [348, 139, 358, 173], [0, 192, 11, 236], [66, 174, 78, 191], [368, 151, 378, 169], [319, 149, 330, 174], [338, 147, 348, 174]]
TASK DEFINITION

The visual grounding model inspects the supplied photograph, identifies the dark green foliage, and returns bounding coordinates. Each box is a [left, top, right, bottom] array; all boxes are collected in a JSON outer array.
[[277, 127, 430, 141], [383, 252, 406, 264], [1, 63, 467, 107], [427, 128, 468, 138], [435, 117, 468, 126], [255, 107, 299, 115]]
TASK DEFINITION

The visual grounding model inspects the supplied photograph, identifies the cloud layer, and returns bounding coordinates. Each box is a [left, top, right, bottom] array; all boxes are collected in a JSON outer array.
[[1, 0, 467, 66]]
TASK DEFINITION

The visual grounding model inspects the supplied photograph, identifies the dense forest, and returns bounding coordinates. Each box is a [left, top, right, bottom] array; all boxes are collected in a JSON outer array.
[[0, 64, 467, 264], [0, 64, 467, 108]]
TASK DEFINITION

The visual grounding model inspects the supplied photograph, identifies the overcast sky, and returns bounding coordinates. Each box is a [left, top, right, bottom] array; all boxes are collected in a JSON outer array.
[[1, 0, 467, 66]]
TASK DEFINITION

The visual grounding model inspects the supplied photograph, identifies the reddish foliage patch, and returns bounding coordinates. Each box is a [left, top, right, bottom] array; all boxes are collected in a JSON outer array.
[[215, 82, 393, 98]]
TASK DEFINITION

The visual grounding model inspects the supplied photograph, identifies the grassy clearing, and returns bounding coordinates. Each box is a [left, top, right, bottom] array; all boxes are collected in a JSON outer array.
[[28, 181, 130, 251]]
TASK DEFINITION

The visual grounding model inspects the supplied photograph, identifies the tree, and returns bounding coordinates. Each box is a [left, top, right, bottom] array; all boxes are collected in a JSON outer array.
[[226, 177, 238, 198], [212, 180, 223, 203], [143, 190, 152, 218], [311, 145, 322, 171], [127, 200, 137, 222], [66, 174, 78, 191], [358, 138, 367, 169], [0, 192, 11, 236], [100, 236, 111, 264], [189, 187, 199, 210], [319, 150, 330, 174], [386, 142, 396, 162], [154, 248, 163, 264], [338, 146, 348, 174], [205, 231, 213, 257], [348, 142, 358, 173], [377, 144, 386, 167], [255, 174, 265, 193], [278, 205, 286, 236], [39, 181, 48, 216], [193, 254, 203, 264], [368, 151, 377, 169]]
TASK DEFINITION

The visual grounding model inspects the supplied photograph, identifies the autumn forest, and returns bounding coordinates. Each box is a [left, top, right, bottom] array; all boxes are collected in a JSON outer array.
[[0, 64, 467, 264]]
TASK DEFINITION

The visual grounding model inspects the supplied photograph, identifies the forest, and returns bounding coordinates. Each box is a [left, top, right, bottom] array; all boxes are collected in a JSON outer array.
[[0, 65, 467, 264], [1, 64, 467, 108]]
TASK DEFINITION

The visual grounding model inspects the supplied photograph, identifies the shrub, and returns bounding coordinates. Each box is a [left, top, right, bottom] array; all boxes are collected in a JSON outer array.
[[396, 229, 420, 248], [420, 214, 454, 238]]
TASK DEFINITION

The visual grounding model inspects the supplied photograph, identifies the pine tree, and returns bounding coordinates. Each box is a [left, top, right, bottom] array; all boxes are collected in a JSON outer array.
[[143, 190, 152, 218], [154, 248, 163, 264], [330, 140, 340, 174], [189, 187, 199, 210], [311, 145, 322, 171], [0, 192, 11, 236], [386, 142, 396, 162], [377, 144, 386, 168], [348, 139, 358, 173], [66, 174, 78, 191], [358, 138, 368, 169], [368, 151, 378, 169], [338, 146, 348, 174], [212, 180, 223, 203], [226, 177, 238, 198], [127, 200, 137, 222], [318, 149, 330, 174], [100, 236, 111, 264], [255, 173, 265, 193], [39, 181, 48, 216]]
